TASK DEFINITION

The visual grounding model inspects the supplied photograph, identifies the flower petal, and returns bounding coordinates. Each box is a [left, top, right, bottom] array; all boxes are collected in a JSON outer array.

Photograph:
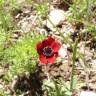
[[51, 42, 61, 52], [42, 36, 55, 46], [36, 42, 43, 54], [47, 55, 57, 64], [39, 54, 48, 64], [47, 36, 55, 45]]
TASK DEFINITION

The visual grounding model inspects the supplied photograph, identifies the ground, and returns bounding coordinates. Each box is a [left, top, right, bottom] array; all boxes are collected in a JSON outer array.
[[0, 0, 96, 96]]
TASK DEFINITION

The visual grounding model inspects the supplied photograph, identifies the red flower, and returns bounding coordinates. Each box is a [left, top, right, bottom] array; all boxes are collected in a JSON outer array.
[[36, 36, 61, 64]]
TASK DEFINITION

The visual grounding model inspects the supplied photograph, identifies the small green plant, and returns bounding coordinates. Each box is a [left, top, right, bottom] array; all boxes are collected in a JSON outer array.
[[0, 0, 15, 66], [3, 33, 45, 82], [35, 1, 48, 18], [43, 79, 72, 96], [0, 89, 11, 96], [0, 6, 15, 32], [70, 39, 78, 92]]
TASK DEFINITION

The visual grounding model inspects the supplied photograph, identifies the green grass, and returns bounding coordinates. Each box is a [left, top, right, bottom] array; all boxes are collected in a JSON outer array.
[[35, 1, 48, 18], [2, 33, 44, 82], [0, 0, 45, 83]]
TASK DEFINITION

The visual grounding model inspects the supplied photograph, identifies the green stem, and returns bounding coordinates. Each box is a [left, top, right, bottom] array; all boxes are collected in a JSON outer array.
[[70, 39, 78, 92]]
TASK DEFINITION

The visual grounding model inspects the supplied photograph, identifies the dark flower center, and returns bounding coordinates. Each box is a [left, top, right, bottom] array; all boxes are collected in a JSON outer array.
[[43, 46, 53, 57]]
